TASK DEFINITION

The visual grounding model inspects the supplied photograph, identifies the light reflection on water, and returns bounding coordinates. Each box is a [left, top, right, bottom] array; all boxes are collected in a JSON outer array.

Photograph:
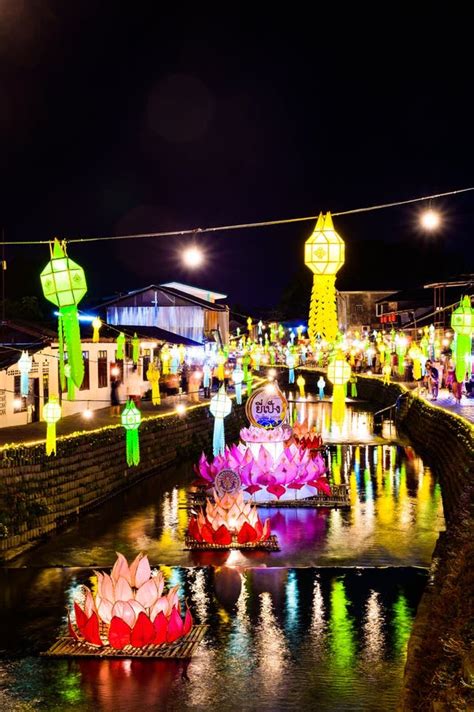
[[0, 567, 426, 712]]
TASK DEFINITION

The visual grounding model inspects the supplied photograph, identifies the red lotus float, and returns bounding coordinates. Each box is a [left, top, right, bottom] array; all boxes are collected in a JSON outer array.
[[188, 490, 272, 546], [292, 419, 323, 450], [69, 552, 192, 649]]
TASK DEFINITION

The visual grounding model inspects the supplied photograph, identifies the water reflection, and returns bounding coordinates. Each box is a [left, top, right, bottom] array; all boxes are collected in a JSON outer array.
[[287, 394, 375, 443], [0, 567, 425, 711]]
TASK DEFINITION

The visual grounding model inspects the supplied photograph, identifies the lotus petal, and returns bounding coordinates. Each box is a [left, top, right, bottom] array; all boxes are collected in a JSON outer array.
[[166, 585, 180, 612], [153, 611, 168, 644], [83, 612, 102, 646], [74, 601, 88, 631], [267, 483, 286, 499], [111, 552, 131, 584], [200, 523, 215, 544], [130, 612, 155, 647], [213, 524, 232, 546], [245, 484, 261, 495], [97, 597, 114, 625], [261, 518, 271, 541], [167, 607, 184, 643], [153, 573, 165, 599], [237, 521, 257, 544], [183, 607, 193, 635], [115, 576, 134, 602], [188, 517, 202, 542], [67, 611, 79, 640], [150, 595, 169, 621], [108, 617, 131, 649], [83, 587, 96, 618], [288, 482, 304, 490], [112, 600, 136, 628], [129, 600, 147, 620], [254, 517, 263, 540], [100, 573, 115, 603], [135, 579, 158, 609]]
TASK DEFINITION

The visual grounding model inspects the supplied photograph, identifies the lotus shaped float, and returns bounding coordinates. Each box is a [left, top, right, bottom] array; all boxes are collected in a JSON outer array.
[[240, 424, 293, 443], [194, 443, 330, 501], [69, 552, 192, 649], [292, 419, 323, 450], [188, 489, 272, 545]]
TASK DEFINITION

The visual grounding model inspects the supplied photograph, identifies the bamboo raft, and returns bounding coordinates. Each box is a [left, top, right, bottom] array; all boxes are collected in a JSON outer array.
[[184, 534, 280, 551], [41, 625, 208, 660], [188, 485, 350, 510]]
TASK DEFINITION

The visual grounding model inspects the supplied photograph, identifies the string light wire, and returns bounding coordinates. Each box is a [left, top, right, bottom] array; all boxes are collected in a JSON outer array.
[[1, 186, 473, 246]]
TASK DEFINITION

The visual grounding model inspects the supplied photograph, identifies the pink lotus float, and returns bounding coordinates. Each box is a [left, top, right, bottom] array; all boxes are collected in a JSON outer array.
[[188, 489, 272, 546], [69, 552, 192, 649], [194, 443, 330, 502]]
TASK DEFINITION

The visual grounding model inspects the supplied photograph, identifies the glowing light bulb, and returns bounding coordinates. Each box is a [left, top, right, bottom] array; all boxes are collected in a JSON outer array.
[[182, 246, 204, 268], [268, 368, 276, 379], [83, 408, 93, 419], [13, 398, 22, 410], [175, 403, 186, 415], [420, 209, 441, 231], [111, 366, 120, 377]]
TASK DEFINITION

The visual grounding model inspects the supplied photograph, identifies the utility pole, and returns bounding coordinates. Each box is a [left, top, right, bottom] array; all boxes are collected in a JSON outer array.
[[1, 228, 6, 324]]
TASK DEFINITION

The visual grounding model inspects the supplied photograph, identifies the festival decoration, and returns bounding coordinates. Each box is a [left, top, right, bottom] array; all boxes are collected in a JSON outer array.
[[121, 399, 141, 466], [451, 296, 474, 382], [245, 371, 253, 396], [327, 352, 351, 426], [317, 376, 326, 400], [382, 363, 392, 385], [287, 353, 295, 383], [92, 317, 102, 343], [179, 344, 186, 363], [132, 333, 140, 365], [210, 386, 232, 456], [232, 367, 244, 404], [17, 351, 32, 397], [246, 383, 287, 428], [297, 374, 306, 398], [395, 334, 408, 376], [292, 419, 323, 450], [116, 332, 125, 360], [216, 350, 226, 381], [43, 396, 61, 456], [64, 364, 75, 401], [160, 346, 170, 375], [69, 552, 192, 649], [408, 344, 423, 381], [194, 443, 329, 502], [146, 362, 161, 405], [40, 239, 87, 389], [258, 320, 263, 335], [350, 374, 358, 398], [188, 488, 273, 547], [305, 212, 345, 343], [247, 317, 252, 334]]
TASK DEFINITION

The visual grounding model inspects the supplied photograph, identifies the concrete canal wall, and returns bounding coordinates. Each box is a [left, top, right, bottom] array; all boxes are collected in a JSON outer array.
[[0, 401, 247, 561], [278, 365, 474, 709]]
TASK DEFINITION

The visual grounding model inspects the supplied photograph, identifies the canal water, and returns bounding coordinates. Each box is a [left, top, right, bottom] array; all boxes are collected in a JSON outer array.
[[0, 404, 444, 711]]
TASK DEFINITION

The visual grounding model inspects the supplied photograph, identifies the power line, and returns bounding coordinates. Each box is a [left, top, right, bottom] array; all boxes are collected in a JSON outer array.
[[2, 185, 474, 246]]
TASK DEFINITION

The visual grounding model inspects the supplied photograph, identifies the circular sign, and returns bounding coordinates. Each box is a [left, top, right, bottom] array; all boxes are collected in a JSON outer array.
[[245, 384, 287, 429], [214, 468, 241, 497]]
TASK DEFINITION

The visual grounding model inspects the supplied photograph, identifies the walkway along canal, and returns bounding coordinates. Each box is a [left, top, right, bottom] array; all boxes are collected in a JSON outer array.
[[0, 372, 472, 710]]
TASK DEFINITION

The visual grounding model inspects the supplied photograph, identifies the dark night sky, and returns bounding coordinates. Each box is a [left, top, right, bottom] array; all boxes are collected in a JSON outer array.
[[1, 3, 473, 314]]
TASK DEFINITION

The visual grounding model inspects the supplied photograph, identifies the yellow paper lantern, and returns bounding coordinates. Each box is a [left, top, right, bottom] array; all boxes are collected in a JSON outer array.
[[327, 352, 351, 426], [305, 212, 345, 343], [43, 396, 61, 456]]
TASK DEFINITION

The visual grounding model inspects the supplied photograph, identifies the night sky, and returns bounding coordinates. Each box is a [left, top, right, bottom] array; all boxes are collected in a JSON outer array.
[[1, 4, 473, 315]]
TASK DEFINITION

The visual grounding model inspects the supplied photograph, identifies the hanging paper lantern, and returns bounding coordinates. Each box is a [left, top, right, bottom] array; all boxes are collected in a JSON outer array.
[[305, 212, 345, 343], [395, 334, 408, 376], [161, 346, 170, 375], [40, 239, 87, 389], [327, 352, 351, 425], [132, 333, 140, 365], [451, 296, 474, 382], [350, 373, 358, 398], [317, 376, 326, 400], [116, 332, 125, 360], [247, 317, 252, 333], [17, 351, 32, 397], [382, 363, 391, 385], [146, 362, 161, 405], [121, 399, 142, 466], [92, 317, 102, 343], [409, 344, 423, 381], [43, 396, 61, 456], [232, 367, 244, 405], [286, 353, 295, 384], [210, 386, 232, 456]]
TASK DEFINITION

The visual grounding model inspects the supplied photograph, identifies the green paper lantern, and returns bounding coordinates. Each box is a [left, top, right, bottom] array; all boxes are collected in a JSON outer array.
[[132, 333, 140, 365], [116, 332, 125, 360], [121, 399, 141, 466], [43, 396, 61, 456], [451, 296, 474, 381], [40, 239, 87, 389]]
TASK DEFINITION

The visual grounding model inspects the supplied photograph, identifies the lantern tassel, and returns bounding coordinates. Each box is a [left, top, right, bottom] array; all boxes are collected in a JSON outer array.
[[308, 274, 338, 343], [60, 305, 84, 388], [20, 372, 29, 397], [46, 423, 57, 456], [235, 383, 242, 405], [455, 333, 471, 382], [332, 384, 346, 426], [58, 314, 66, 392], [67, 377, 75, 401], [212, 417, 225, 457], [289, 367, 295, 384], [151, 381, 160, 405], [126, 429, 140, 466]]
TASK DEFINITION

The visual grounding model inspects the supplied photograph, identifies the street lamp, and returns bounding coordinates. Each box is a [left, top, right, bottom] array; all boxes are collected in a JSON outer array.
[[420, 208, 441, 231], [182, 246, 204, 268]]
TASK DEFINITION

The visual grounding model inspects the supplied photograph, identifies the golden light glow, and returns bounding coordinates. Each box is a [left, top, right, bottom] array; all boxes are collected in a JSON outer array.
[[83, 408, 93, 419], [183, 245, 204, 267], [175, 403, 187, 415], [420, 208, 441, 231]]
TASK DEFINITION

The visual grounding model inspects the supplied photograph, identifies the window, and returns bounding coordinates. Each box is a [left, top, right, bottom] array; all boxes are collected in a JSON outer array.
[[80, 351, 90, 391], [13, 376, 27, 412], [42, 374, 49, 405], [98, 350, 108, 388], [355, 304, 363, 314]]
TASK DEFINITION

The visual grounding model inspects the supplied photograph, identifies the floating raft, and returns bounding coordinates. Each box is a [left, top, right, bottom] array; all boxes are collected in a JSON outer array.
[[184, 534, 280, 552], [188, 485, 350, 510], [41, 625, 208, 660]]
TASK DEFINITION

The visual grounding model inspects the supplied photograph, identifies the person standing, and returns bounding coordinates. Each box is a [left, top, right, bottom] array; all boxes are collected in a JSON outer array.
[[127, 365, 142, 407], [110, 377, 121, 416]]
